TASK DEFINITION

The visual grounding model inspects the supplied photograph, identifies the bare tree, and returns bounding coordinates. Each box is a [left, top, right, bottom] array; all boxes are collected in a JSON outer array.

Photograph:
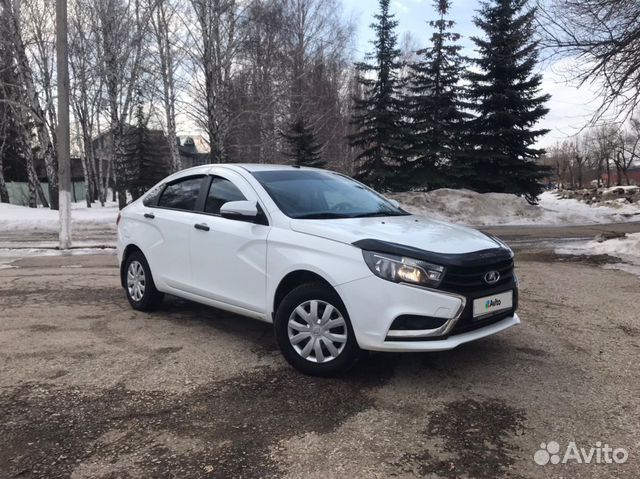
[[0, 82, 14, 203], [587, 124, 619, 187], [22, 0, 60, 208], [0, 4, 13, 203], [96, 0, 151, 208], [573, 138, 588, 189], [3, 0, 57, 208], [149, 0, 181, 172], [189, 0, 242, 162], [615, 118, 640, 186], [69, 0, 103, 206], [545, 141, 575, 188], [538, 0, 640, 122]]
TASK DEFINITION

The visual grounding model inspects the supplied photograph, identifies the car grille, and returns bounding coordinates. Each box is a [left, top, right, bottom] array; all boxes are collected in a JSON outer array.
[[440, 258, 514, 294]]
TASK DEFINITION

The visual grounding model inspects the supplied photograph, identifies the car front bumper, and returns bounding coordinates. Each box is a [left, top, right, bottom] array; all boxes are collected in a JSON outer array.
[[335, 275, 520, 352]]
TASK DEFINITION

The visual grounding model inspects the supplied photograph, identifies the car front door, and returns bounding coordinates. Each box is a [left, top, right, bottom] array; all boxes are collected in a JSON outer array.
[[188, 170, 270, 314], [144, 175, 207, 291]]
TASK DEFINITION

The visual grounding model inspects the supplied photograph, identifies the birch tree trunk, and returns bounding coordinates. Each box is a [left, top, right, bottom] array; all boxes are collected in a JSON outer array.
[[0, 134, 10, 203], [0, 165, 9, 203], [98, 0, 151, 209], [192, 0, 238, 162], [151, 0, 181, 172], [0, 99, 10, 203], [6, 0, 58, 209]]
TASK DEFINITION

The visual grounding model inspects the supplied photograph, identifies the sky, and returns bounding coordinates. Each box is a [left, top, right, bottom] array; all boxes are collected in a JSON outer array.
[[342, 0, 600, 147]]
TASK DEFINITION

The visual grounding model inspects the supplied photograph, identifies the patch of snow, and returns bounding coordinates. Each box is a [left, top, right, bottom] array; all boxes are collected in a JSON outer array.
[[558, 233, 640, 258], [537, 191, 640, 223], [556, 233, 640, 278], [601, 185, 639, 194], [0, 247, 116, 258], [0, 257, 17, 269], [0, 201, 119, 232], [390, 190, 640, 226]]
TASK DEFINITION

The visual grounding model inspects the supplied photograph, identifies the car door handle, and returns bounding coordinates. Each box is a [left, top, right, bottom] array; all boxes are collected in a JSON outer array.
[[144, 213, 155, 219], [194, 223, 210, 232]]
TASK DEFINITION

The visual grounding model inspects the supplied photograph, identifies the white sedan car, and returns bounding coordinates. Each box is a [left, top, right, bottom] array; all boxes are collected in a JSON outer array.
[[117, 164, 520, 375]]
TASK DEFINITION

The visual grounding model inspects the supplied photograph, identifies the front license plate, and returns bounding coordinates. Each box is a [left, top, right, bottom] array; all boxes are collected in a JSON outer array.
[[473, 291, 513, 318]]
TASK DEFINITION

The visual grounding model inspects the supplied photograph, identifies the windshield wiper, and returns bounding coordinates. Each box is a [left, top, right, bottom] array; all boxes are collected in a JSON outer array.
[[293, 212, 350, 219], [350, 211, 410, 218]]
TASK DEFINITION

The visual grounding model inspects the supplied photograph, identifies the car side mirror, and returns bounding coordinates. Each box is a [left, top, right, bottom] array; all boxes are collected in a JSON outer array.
[[388, 199, 400, 208], [220, 200, 259, 220]]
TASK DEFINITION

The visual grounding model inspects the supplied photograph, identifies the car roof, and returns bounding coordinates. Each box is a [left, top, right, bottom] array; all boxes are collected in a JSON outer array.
[[167, 163, 328, 184], [218, 163, 318, 173]]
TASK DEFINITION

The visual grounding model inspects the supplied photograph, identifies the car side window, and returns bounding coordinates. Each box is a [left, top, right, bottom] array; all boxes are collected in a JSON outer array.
[[157, 176, 203, 211], [205, 176, 247, 215], [143, 184, 164, 207]]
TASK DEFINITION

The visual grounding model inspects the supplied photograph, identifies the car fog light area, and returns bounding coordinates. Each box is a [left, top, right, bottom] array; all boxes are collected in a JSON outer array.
[[363, 250, 445, 288]]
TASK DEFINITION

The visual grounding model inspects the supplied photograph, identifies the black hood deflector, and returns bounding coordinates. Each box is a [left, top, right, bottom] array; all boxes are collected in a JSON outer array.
[[352, 238, 512, 267]]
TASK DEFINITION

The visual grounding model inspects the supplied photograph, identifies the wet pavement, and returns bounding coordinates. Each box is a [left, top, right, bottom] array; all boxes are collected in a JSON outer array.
[[0, 251, 638, 478]]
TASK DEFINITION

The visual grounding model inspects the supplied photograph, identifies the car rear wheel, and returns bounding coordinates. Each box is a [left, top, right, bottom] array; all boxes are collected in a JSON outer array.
[[124, 251, 163, 311], [274, 282, 361, 376]]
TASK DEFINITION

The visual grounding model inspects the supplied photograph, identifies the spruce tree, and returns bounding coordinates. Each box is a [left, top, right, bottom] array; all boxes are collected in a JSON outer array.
[[281, 117, 326, 168], [406, 0, 468, 190], [464, 0, 550, 203], [124, 98, 171, 200], [349, 0, 407, 192]]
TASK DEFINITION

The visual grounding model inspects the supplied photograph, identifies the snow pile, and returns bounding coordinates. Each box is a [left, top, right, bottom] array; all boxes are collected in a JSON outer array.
[[391, 189, 640, 226], [537, 191, 640, 223], [557, 233, 640, 278], [1, 188, 639, 232], [0, 202, 119, 231], [601, 185, 639, 194]]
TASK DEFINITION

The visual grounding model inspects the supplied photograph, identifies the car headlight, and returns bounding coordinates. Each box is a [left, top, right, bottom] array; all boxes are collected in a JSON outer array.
[[362, 251, 446, 288]]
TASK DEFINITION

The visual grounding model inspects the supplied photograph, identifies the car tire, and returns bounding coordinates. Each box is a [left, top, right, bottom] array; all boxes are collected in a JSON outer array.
[[123, 251, 164, 311], [274, 282, 361, 376]]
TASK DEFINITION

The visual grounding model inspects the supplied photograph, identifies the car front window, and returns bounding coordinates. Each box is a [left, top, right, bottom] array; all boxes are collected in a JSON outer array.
[[251, 170, 408, 219], [157, 176, 203, 211], [205, 176, 247, 214]]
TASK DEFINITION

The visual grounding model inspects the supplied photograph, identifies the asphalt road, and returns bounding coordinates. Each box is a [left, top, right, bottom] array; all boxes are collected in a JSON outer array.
[[482, 221, 640, 243], [0, 250, 638, 478]]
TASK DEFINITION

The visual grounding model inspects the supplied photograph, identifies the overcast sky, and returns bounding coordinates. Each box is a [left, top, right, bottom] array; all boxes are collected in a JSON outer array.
[[342, 0, 600, 147]]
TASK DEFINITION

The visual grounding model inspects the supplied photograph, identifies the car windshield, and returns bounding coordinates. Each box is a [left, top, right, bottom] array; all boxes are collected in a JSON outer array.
[[251, 169, 409, 219]]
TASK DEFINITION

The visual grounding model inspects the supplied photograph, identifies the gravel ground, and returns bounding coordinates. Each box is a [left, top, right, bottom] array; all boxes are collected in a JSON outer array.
[[0, 251, 638, 478]]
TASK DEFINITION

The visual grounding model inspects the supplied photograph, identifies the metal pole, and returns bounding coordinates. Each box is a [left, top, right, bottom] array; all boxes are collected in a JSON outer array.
[[56, 0, 72, 249]]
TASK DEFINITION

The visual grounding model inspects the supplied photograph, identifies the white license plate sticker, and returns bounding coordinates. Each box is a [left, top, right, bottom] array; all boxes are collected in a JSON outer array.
[[473, 291, 513, 318]]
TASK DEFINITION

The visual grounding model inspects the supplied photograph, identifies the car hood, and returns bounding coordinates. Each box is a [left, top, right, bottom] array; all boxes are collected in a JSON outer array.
[[289, 214, 502, 255]]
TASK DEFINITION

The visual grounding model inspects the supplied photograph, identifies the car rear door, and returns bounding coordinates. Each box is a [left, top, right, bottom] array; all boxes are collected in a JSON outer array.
[[142, 175, 207, 291], [188, 169, 270, 314]]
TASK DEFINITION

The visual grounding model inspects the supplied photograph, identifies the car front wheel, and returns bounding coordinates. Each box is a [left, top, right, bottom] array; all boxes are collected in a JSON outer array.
[[274, 282, 361, 376]]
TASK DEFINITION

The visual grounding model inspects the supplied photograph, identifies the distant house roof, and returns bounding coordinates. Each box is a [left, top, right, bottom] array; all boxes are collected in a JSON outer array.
[[92, 127, 211, 169], [177, 135, 210, 155]]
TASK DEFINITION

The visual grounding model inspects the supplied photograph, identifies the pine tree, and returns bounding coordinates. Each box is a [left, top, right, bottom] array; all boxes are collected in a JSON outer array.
[[463, 0, 550, 203], [281, 117, 326, 168], [406, 0, 468, 190], [124, 97, 171, 200], [349, 0, 407, 192]]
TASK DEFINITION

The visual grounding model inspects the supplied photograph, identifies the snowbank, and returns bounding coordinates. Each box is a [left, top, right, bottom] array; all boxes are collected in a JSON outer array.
[[556, 233, 640, 278], [601, 185, 639, 194], [1, 188, 639, 233], [390, 189, 640, 226], [0, 202, 119, 231]]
